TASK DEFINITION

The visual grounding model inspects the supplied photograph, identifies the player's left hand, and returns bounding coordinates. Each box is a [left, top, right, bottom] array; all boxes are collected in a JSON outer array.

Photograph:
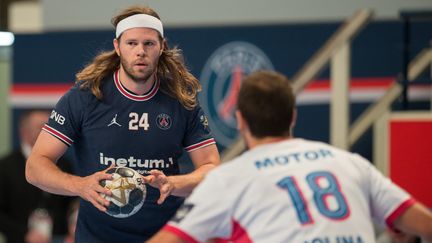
[[143, 169, 174, 204]]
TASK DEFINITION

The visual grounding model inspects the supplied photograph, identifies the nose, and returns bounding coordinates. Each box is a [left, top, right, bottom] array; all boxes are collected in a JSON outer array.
[[137, 43, 146, 57]]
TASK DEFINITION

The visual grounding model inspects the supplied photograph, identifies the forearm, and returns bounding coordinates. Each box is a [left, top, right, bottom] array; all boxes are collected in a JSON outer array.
[[169, 163, 216, 197], [146, 145, 220, 202], [26, 154, 80, 196], [393, 203, 432, 242]]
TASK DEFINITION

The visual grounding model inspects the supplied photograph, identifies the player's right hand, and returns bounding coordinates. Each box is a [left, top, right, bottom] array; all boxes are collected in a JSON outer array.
[[75, 166, 114, 212]]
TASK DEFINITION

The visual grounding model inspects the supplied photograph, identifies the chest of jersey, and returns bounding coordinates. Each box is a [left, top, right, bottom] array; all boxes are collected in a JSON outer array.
[[76, 89, 187, 175]]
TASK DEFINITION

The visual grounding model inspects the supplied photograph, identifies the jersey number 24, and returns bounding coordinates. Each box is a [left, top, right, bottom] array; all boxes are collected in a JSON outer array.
[[277, 171, 350, 225], [129, 112, 149, 131]]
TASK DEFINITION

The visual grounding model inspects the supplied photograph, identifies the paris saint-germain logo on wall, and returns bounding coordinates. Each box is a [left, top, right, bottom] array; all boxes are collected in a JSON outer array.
[[200, 41, 274, 147]]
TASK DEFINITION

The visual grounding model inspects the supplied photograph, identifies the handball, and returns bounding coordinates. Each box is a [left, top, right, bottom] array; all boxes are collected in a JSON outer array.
[[100, 167, 146, 218]]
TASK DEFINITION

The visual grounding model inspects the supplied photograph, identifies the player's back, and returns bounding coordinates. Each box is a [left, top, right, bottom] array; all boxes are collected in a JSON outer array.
[[211, 138, 408, 242], [167, 138, 411, 242]]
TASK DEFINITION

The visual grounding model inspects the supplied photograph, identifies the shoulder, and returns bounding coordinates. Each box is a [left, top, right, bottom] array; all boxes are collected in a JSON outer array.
[[157, 90, 203, 120], [158, 88, 187, 108], [158, 78, 200, 111], [60, 82, 91, 102], [300, 138, 360, 159], [207, 154, 254, 184], [300, 139, 373, 171], [58, 81, 101, 108]]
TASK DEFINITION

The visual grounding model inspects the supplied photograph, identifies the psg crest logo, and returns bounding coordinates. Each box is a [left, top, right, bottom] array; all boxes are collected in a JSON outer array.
[[200, 41, 274, 147], [156, 113, 172, 130]]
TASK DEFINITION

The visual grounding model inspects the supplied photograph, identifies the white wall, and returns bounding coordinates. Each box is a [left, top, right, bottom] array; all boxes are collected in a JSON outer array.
[[42, 0, 432, 31]]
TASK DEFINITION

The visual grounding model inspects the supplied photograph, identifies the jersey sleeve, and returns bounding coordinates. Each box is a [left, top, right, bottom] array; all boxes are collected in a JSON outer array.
[[351, 154, 415, 229], [43, 84, 86, 146], [163, 171, 232, 242], [182, 104, 216, 152]]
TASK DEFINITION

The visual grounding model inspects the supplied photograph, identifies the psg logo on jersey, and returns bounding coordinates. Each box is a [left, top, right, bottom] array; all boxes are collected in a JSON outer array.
[[156, 113, 172, 130], [200, 41, 274, 147]]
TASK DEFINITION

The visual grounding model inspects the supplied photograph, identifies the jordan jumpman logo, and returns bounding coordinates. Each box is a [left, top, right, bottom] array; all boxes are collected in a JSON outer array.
[[108, 114, 122, 127]]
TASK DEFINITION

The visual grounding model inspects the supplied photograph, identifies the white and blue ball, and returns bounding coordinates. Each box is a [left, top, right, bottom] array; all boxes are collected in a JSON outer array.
[[100, 167, 146, 218]]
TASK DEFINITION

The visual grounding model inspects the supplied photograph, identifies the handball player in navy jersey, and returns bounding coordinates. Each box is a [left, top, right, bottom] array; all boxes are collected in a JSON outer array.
[[25, 5, 220, 242]]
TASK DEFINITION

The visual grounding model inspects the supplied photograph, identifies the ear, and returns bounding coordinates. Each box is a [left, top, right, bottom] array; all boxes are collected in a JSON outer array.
[[113, 38, 120, 56], [235, 110, 246, 131], [290, 108, 297, 130]]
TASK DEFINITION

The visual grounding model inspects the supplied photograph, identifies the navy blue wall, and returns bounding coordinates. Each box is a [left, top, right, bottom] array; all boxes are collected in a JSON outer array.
[[14, 20, 432, 84]]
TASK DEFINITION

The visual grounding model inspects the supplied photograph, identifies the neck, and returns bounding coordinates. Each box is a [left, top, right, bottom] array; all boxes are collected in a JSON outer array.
[[118, 68, 155, 95], [245, 132, 291, 150]]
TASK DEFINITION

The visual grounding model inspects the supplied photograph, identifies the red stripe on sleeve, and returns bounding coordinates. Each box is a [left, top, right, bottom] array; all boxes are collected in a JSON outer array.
[[42, 124, 74, 146], [215, 219, 252, 243], [162, 225, 199, 243], [385, 198, 416, 229], [185, 138, 216, 152]]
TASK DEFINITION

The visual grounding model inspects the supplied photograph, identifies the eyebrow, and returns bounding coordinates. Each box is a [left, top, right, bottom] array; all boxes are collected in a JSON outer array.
[[123, 38, 158, 42]]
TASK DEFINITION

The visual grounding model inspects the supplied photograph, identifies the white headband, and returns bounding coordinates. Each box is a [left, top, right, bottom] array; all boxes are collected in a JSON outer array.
[[116, 14, 164, 38]]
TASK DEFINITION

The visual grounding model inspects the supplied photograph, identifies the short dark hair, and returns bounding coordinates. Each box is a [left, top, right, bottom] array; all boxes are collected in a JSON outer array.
[[237, 70, 295, 138]]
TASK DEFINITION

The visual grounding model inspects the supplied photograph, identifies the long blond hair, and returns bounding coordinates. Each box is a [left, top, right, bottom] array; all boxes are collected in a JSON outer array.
[[76, 6, 201, 109]]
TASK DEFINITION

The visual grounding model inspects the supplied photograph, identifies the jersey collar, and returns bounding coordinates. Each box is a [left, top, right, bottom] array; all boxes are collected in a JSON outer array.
[[114, 69, 159, 101]]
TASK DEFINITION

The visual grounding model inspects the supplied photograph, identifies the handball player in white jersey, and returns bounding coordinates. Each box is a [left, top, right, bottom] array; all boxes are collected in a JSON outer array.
[[149, 71, 432, 243]]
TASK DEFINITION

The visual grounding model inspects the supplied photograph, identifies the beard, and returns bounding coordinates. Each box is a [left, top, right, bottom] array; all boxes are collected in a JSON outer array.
[[120, 56, 157, 84]]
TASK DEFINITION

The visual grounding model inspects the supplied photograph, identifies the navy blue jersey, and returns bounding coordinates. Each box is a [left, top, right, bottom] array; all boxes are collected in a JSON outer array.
[[44, 70, 215, 242]]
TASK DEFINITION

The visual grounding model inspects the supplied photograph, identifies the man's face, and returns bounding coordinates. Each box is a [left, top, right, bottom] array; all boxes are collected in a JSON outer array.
[[114, 27, 162, 84]]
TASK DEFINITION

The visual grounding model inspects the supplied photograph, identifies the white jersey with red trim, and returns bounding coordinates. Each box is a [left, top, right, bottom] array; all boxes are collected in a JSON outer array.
[[165, 138, 414, 243], [44, 70, 216, 242]]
